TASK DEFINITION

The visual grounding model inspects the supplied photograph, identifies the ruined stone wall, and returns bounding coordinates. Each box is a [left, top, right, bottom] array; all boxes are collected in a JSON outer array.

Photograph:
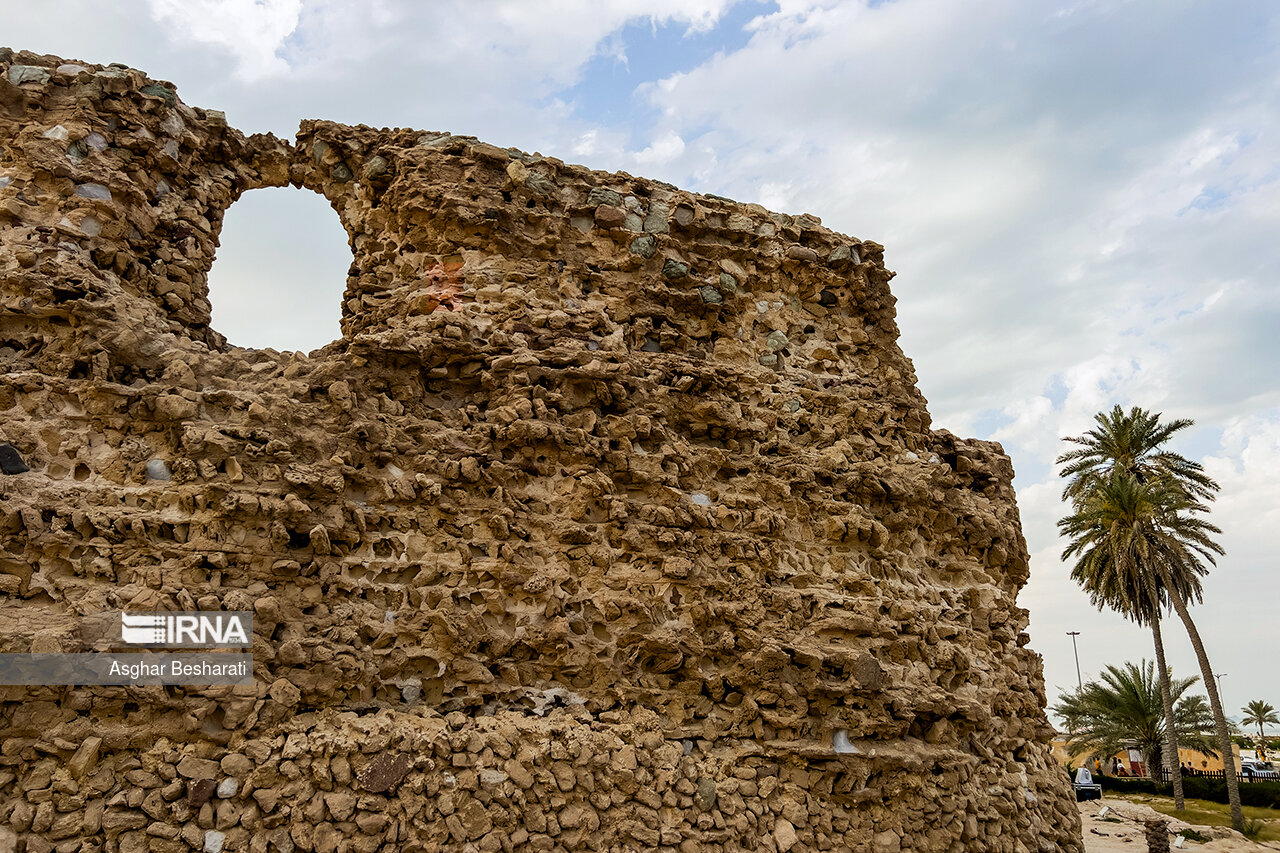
[[0, 48, 1083, 853]]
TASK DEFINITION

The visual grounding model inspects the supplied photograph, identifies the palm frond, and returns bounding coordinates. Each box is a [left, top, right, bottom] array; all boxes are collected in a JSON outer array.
[[1052, 661, 1211, 773], [1057, 406, 1218, 503], [1054, 655, 1203, 768]]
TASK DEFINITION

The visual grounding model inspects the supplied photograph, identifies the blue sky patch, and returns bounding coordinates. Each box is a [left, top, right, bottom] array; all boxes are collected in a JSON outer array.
[[1045, 373, 1068, 408], [555, 1, 776, 138], [972, 407, 1015, 439], [1186, 184, 1232, 212]]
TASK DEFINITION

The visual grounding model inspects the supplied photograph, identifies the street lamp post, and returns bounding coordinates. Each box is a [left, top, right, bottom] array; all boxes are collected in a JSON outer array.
[[1214, 672, 1227, 697], [1067, 631, 1083, 691]]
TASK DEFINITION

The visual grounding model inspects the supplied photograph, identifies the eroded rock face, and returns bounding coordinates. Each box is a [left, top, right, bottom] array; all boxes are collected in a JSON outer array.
[[0, 47, 1082, 852]]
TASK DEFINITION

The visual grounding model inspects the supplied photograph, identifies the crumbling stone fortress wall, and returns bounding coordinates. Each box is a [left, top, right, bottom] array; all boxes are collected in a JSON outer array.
[[0, 48, 1083, 853]]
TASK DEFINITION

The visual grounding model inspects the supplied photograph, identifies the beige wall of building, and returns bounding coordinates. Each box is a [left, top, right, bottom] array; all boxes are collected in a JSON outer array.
[[1050, 737, 1241, 776]]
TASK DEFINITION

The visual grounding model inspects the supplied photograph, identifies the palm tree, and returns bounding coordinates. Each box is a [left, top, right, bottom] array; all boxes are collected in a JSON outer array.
[[1058, 405, 1218, 502], [1062, 481, 1193, 807], [1059, 467, 1241, 829], [1242, 701, 1280, 745], [1178, 695, 1222, 736], [1052, 661, 1218, 779], [1058, 407, 1240, 827], [1058, 405, 1222, 809]]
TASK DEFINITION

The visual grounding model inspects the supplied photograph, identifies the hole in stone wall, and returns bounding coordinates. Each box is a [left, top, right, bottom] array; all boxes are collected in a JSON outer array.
[[207, 188, 352, 352]]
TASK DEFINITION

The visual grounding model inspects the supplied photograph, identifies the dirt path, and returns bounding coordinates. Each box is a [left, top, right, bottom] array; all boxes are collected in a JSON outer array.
[[1080, 799, 1280, 851]]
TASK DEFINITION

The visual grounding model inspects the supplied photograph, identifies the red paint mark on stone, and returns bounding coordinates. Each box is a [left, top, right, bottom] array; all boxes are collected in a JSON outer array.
[[412, 262, 465, 314]]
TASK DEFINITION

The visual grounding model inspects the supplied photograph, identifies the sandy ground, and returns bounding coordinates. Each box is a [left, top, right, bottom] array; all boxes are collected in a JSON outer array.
[[1079, 798, 1280, 852]]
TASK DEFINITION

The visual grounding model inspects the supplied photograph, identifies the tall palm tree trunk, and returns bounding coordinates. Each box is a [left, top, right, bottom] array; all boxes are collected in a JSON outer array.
[[1159, 570, 1243, 830], [1151, 614, 1185, 808]]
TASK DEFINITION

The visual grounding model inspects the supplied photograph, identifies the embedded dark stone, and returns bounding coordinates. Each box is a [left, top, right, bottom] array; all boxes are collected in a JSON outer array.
[[362, 155, 389, 180], [526, 173, 556, 195], [694, 776, 717, 810], [698, 285, 723, 305], [0, 444, 29, 475], [852, 654, 884, 691], [187, 778, 216, 808], [629, 235, 657, 258], [357, 752, 411, 793], [662, 258, 689, 280], [586, 187, 623, 208], [819, 289, 839, 308], [139, 83, 176, 107]]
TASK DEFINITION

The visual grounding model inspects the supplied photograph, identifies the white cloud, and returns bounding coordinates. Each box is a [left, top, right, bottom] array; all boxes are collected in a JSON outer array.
[[757, 181, 794, 211], [573, 129, 601, 157], [148, 0, 303, 81], [991, 395, 1052, 454], [632, 131, 686, 165], [1203, 411, 1280, 552]]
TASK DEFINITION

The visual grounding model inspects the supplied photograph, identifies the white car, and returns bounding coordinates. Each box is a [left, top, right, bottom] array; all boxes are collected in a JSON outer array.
[[1239, 759, 1279, 780]]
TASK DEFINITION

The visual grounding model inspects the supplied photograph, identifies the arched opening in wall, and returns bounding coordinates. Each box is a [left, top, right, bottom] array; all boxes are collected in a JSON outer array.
[[207, 187, 352, 352]]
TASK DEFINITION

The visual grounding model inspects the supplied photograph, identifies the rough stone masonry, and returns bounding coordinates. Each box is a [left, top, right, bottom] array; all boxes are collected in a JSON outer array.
[[0, 48, 1083, 853]]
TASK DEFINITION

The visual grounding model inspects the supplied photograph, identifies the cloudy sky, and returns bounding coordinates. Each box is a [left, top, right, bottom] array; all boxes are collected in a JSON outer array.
[[10, 0, 1279, 724]]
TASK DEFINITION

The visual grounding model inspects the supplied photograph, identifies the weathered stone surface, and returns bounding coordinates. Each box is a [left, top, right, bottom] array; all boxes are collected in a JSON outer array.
[[593, 204, 626, 227], [694, 777, 718, 811], [774, 818, 798, 852], [0, 48, 1081, 853], [176, 756, 219, 780], [356, 753, 410, 793], [219, 754, 251, 778], [7, 65, 50, 85], [67, 736, 101, 779]]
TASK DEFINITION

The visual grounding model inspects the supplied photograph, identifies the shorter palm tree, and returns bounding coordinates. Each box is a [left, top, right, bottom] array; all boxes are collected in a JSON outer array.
[[1242, 701, 1280, 745], [1177, 695, 1221, 738], [1052, 661, 1218, 780]]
